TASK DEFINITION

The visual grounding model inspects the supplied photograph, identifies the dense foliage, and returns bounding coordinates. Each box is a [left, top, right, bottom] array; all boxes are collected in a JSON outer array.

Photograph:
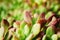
[[0, 0, 60, 40]]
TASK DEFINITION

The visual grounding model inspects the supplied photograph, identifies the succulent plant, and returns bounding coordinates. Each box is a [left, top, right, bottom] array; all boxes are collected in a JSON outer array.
[[0, 0, 60, 40]]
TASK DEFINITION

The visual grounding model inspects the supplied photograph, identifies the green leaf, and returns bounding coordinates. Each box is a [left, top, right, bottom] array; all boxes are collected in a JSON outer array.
[[57, 11, 60, 16], [46, 26, 54, 38], [7, 17, 14, 25], [1, 19, 9, 37], [0, 27, 4, 40], [24, 25, 30, 36], [42, 35, 51, 40], [17, 29, 25, 40], [50, 3, 55, 10], [45, 12, 53, 20], [42, 35, 47, 40], [34, 0, 42, 4], [31, 23, 40, 37], [39, 6, 47, 13], [53, 5, 59, 12], [25, 33, 34, 40], [57, 32, 60, 38], [25, 23, 40, 40], [4, 32, 9, 40], [24, 3, 30, 10], [0, 16, 2, 22], [20, 21, 26, 29], [51, 34, 58, 40], [17, 21, 26, 40]]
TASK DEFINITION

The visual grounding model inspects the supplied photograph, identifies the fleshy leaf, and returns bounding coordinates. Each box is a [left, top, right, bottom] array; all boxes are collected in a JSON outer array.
[[24, 11, 32, 25], [31, 23, 41, 37], [0, 27, 4, 40], [46, 26, 54, 38], [48, 16, 57, 26], [42, 35, 47, 40], [51, 34, 58, 40], [24, 25, 30, 36], [45, 12, 55, 21]]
